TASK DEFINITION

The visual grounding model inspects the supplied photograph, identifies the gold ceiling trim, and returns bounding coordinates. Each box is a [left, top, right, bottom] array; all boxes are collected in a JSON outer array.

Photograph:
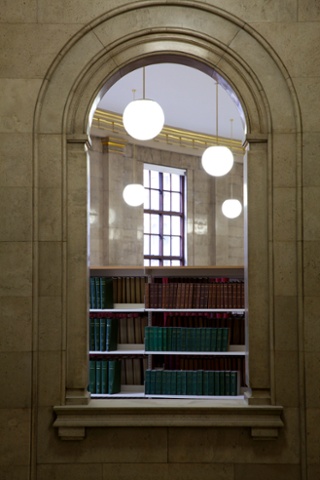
[[92, 109, 245, 155]]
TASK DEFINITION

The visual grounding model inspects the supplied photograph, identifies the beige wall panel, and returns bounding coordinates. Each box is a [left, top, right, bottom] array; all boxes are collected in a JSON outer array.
[[306, 407, 320, 463], [273, 187, 297, 242], [294, 77, 320, 133], [38, 351, 63, 406], [0, 409, 31, 466], [303, 241, 320, 295], [235, 463, 300, 480], [298, 0, 320, 21], [0, 1, 37, 22], [304, 295, 320, 352], [102, 462, 233, 480], [0, 133, 33, 187], [274, 350, 299, 406], [272, 133, 297, 188], [273, 241, 298, 296], [0, 242, 32, 297], [37, 0, 125, 24], [0, 79, 42, 133], [0, 25, 80, 79], [0, 187, 32, 241], [274, 295, 298, 351], [305, 351, 320, 408], [38, 296, 62, 352], [0, 297, 32, 352], [303, 132, 320, 187], [38, 187, 62, 241], [37, 463, 103, 480], [303, 186, 320, 241], [38, 135, 63, 189], [0, 466, 30, 480], [38, 242, 62, 297], [0, 352, 32, 408]]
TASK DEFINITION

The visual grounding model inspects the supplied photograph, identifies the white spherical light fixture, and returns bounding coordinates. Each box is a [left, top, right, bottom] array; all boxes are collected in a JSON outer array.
[[222, 199, 242, 219], [201, 146, 234, 177], [123, 184, 145, 207], [123, 99, 165, 141]]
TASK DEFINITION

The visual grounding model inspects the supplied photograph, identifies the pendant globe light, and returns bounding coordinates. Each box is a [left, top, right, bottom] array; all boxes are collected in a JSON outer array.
[[221, 161, 242, 219], [123, 67, 165, 141], [201, 82, 234, 177], [123, 144, 145, 207]]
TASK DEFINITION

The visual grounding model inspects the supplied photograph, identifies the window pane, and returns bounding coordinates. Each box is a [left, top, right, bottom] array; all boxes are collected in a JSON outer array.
[[163, 172, 171, 190], [143, 169, 149, 188], [144, 234, 150, 255], [171, 173, 180, 191], [163, 235, 170, 255], [171, 260, 181, 266], [163, 215, 171, 235], [144, 189, 150, 209], [150, 170, 159, 188], [151, 259, 160, 266], [171, 192, 181, 212], [150, 214, 159, 233], [144, 258, 150, 266], [163, 191, 171, 211], [151, 190, 160, 209], [163, 260, 171, 266], [172, 236, 181, 256], [171, 215, 181, 235], [150, 234, 160, 254], [144, 213, 150, 233]]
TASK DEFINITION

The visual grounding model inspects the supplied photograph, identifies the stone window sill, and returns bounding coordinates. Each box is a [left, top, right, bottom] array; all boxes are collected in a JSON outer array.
[[53, 398, 284, 441]]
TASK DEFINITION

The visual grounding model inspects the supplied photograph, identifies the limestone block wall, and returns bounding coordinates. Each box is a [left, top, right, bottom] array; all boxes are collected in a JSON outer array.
[[0, 1, 319, 480]]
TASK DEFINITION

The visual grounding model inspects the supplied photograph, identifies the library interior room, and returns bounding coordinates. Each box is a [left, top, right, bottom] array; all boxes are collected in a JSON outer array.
[[1, 1, 320, 479]]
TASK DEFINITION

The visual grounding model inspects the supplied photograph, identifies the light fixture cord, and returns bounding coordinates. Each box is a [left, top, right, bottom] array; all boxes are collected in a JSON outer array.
[[216, 82, 219, 145], [143, 67, 146, 99]]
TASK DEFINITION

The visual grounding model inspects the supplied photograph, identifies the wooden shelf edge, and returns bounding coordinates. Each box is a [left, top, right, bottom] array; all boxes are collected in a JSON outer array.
[[53, 400, 284, 441]]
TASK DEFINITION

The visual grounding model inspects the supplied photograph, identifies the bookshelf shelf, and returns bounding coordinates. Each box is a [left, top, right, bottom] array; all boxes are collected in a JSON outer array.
[[89, 266, 247, 399]]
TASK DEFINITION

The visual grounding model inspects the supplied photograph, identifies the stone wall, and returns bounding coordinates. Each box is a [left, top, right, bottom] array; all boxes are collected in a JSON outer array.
[[1, 1, 319, 480]]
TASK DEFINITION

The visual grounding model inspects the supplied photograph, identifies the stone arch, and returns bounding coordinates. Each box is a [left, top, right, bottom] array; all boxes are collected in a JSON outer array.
[[34, 1, 301, 405]]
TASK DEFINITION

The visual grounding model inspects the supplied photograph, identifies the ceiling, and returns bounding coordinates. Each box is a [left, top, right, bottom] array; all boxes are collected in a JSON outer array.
[[98, 63, 246, 142]]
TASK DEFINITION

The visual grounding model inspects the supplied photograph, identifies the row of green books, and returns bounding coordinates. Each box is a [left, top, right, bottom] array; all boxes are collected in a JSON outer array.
[[145, 326, 229, 352], [89, 359, 121, 394], [89, 317, 118, 351], [90, 276, 113, 309], [145, 369, 239, 396]]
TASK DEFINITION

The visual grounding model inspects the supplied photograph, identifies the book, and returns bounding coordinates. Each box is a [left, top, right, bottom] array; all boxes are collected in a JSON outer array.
[[108, 360, 121, 394], [101, 360, 108, 394], [95, 360, 101, 394], [106, 317, 118, 351], [99, 317, 106, 351], [89, 360, 96, 393]]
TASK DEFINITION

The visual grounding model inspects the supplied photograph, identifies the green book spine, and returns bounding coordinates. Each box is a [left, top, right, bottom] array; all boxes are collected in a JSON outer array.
[[214, 370, 220, 395], [167, 327, 172, 351], [94, 317, 100, 351], [176, 370, 182, 395], [187, 371, 195, 395], [181, 370, 187, 395], [99, 317, 106, 351], [95, 360, 101, 394], [222, 328, 229, 352], [162, 370, 170, 395], [195, 328, 201, 352], [180, 328, 186, 351], [101, 360, 108, 394], [216, 328, 223, 352], [176, 327, 182, 351], [191, 370, 198, 395], [200, 328, 207, 352], [106, 318, 118, 351], [203, 370, 209, 396], [220, 371, 225, 396], [90, 277, 96, 309], [145, 369, 152, 395], [204, 328, 211, 352], [170, 370, 177, 395], [89, 360, 96, 393], [211, 328, 217, 351], [186, 328, 194, 352], [230, 371, 239, 396], [196, 370, 203, 395], [150, 370, 157, 394], [225, 370, 231, 396], [108, 360, 121, 394], [208, 371, 214, 396], [89, 317, 95, 351], [156, 327, 163, 351], [145, 326, 151, 351], [155, 370, 162, 394], [95, 277, 101, 309], [102, 278, 114, 309], [171, 327, 178, 351], [162, 327, 168, 351]]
